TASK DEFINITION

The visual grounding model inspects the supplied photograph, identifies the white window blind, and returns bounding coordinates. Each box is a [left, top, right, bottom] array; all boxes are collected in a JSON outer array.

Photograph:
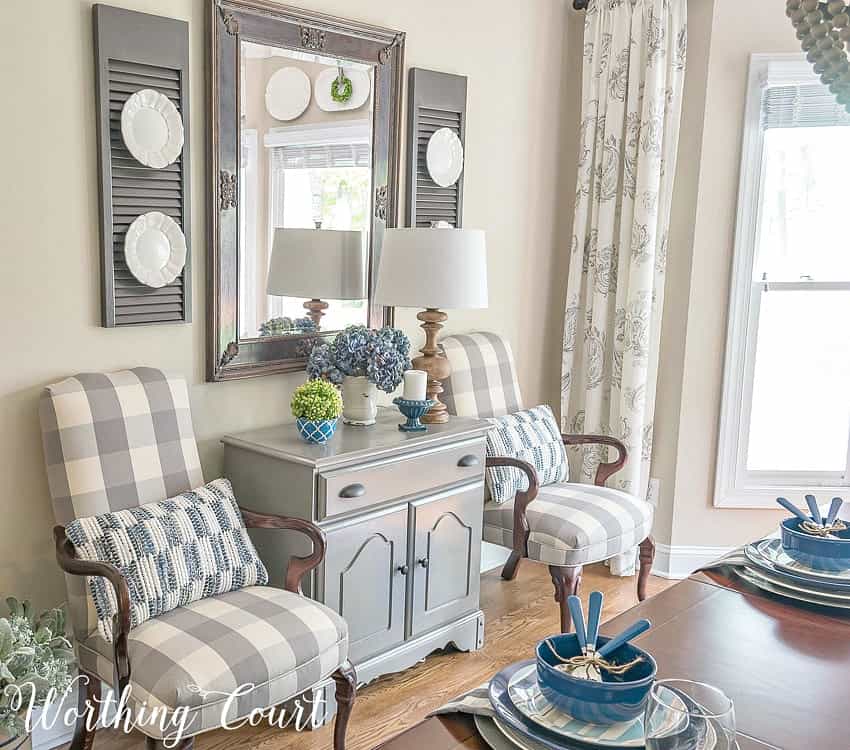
[[762, 83, 850, 130], [269, 142, 371, 170]]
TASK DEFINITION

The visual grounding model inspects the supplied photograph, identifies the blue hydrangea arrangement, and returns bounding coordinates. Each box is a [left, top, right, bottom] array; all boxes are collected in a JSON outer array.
[[307, 325, 412, 393]]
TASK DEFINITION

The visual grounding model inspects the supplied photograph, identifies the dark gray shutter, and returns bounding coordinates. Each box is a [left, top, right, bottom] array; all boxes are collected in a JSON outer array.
[[762, 83, 850, 130], [94, 5, 191, 327], [405, 68, 467, 228]]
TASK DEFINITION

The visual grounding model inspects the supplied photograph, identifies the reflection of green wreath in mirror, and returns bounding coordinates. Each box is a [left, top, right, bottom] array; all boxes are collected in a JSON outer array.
[[331, 75, 353, 103]]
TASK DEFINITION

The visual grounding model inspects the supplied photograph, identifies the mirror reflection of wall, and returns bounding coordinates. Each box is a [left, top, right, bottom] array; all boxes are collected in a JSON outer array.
[[238, 40, 374, 339]]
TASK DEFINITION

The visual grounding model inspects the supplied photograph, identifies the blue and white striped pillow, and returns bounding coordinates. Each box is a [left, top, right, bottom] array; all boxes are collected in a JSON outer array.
[[65, 478, 268, 641], [485, 405, 568, 504]]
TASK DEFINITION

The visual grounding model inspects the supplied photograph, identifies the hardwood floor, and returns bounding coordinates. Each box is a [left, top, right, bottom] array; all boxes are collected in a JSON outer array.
[[85, 563, 672, 750]]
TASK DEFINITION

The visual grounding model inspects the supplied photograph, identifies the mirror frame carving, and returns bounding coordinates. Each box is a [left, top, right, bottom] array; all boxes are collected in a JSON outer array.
[[207, 0, 404, 381]]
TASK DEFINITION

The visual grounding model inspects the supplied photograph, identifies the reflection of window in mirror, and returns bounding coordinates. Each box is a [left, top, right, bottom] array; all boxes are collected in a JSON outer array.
[[238, 40, 374, 339], [716, 54, 850, 508]]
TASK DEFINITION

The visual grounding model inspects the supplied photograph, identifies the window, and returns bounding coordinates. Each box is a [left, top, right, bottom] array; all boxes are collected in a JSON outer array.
[[716, 54, 850, 508], [265, 121, 371, 333]]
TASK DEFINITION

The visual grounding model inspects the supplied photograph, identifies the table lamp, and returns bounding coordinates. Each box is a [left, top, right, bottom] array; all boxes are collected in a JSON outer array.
[[374, 227, 488, 424], [267, 228, 365, 329]]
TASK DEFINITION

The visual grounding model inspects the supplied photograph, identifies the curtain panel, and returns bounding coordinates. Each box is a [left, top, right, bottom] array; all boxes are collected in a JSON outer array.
[[561, 0, 687, 571]]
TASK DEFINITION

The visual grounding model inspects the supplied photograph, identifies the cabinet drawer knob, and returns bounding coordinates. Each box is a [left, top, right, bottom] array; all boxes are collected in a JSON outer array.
[[418, 557, 429, 569], [397, 564, 409, 576], [457, 454, 480, 468], [338, 483, 366, 499]]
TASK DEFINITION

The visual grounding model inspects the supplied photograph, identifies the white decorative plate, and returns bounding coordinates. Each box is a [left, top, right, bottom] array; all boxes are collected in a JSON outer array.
[[314, 67, 371, 112], [473, 715, 543, 750], [265, 67, 311, 121], [121, 89, 184, 169], [124, 212, 187, 288], [426, 127, 464, 187]]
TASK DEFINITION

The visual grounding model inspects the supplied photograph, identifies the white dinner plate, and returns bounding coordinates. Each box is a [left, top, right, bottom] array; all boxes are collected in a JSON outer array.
[[121, 89, 184, 168], [426, 127, 464, 187], [474, 715, 537, 750], [736, 565, 850, 610], [124, 211, 187, 288], [314, 67, 371, 112], [265, 67, 311, 121]]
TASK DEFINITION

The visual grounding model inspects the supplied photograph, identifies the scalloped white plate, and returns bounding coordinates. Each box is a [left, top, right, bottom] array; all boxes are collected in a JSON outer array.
[[426, 127, 464, 187], [124, 211, 186, 288], [314, 67, 371, 112], [121, 89, 184, 169], [265, 67, 311, 121]]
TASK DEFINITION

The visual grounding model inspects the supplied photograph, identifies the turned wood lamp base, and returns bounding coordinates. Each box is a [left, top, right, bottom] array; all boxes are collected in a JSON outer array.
[[412, 308, 451, 425], [303, 298, 329, 329]]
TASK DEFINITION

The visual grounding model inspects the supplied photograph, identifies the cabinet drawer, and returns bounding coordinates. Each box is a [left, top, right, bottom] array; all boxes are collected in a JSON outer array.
[[318, 437, 485, 519]]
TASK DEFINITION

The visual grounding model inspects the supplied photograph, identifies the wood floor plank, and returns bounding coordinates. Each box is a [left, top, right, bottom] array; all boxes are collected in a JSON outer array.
[[80, 563, 672, 750]]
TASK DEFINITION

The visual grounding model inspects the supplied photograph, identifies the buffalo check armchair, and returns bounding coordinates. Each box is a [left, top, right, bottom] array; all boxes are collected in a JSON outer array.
[[440, 333, 655, 633], [39, 368, 355, 750]]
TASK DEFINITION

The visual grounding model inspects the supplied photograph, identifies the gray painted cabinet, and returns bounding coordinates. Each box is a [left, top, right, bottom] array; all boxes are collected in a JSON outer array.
[[222, 408, 490, 693]]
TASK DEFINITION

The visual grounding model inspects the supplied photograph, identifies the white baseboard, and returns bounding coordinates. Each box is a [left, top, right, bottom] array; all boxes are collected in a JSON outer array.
[[480, 542, 511, 573], [652, 543, 733, 580]]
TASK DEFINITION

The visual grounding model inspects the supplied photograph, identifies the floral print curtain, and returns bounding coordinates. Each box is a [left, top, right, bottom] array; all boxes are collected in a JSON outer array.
[[561, 0, 687, 573]]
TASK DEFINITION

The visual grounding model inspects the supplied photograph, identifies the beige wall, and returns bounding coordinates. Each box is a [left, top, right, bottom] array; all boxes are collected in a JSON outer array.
[[654, 0, 799, 549], [0, 0, 572, 611]]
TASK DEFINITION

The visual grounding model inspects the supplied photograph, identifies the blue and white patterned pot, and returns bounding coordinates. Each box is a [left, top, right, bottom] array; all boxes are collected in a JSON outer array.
[[296, 417, 338, 444]]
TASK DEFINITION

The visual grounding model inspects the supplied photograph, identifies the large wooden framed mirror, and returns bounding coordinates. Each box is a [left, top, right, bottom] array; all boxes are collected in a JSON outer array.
[[207, 0, 404, 380]]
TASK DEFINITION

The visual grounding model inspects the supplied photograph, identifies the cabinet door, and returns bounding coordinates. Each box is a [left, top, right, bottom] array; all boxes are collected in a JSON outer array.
[[322, 506, 409, 664], [410, 483, 483, 637]]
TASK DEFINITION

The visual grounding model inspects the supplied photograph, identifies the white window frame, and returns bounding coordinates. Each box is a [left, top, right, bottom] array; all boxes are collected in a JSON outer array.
[[715, 53, 850, 508]]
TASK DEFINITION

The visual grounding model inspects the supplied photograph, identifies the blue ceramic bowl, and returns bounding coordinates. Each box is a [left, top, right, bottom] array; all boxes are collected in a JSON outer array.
[[536, 633, 656, 725], [780, 517, 850, 572], [296, 417, 338, 445]]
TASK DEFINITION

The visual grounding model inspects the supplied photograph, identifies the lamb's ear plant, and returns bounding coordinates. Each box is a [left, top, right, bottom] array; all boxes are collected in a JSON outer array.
[[291, 379, 343, 422], [0, 598, 75, 739]]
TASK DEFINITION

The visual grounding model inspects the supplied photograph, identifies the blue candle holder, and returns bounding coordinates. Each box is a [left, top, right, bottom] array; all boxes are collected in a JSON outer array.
[[393, 397, 437, 432]]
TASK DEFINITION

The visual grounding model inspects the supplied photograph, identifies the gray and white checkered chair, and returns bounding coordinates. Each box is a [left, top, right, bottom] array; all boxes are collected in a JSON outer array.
[[39, 368, 356, 750], [441, 333, 655, 632]]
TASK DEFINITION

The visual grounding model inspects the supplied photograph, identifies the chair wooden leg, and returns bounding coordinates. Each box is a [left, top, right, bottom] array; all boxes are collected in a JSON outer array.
[[332, 661, 357, 750], [637, 536, 656, 602], [70, 671, 101, 750], [548, 565, 583, 633], [501, 550, 523, 581]]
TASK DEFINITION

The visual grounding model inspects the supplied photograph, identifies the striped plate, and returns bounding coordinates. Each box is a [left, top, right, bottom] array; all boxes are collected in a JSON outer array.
[[755, 539, 850, 585], [501, 661, 684, 747]]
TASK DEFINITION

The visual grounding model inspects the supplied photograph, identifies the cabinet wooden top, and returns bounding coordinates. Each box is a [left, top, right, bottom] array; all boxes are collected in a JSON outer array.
[[222, 408, 491, 469]]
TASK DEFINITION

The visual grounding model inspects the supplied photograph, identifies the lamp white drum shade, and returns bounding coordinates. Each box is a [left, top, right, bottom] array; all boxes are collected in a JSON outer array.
[[374, 228, 488, 309], [267, 228, 366, 300]]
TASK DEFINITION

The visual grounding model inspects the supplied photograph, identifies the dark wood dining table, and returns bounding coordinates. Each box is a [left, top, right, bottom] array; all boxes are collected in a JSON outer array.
[[375, 568, 850, 750]]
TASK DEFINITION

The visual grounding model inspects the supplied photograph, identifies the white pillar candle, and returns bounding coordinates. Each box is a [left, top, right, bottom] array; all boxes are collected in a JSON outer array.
[[402, 369, 428, 401]]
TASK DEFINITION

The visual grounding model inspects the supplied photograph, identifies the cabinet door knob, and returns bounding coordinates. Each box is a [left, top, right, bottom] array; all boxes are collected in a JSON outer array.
[[418, 557, 429, 569], [397, 564, 409, 576], [338, 483, 366, 499], [457, 454, 480, 468]]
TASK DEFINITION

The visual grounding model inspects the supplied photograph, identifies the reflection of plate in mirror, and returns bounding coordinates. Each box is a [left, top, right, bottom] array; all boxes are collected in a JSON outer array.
[[315, 68, 371, 112], [426, 127, 464, 187], [124, 211, 186, 288], [121, 88, 184, 168], [265, 67, 312, 121]]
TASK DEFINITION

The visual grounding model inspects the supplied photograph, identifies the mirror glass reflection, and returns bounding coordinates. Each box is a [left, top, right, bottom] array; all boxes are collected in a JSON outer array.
[[238, 40, 374, 339]]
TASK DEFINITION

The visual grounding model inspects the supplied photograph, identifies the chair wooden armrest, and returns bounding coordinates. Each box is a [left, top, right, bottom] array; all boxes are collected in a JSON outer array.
[[485, 456, 540, 558], [240, 509, 327, 595], [53, 526, 132, 693], [562, 433, 628, 486]]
